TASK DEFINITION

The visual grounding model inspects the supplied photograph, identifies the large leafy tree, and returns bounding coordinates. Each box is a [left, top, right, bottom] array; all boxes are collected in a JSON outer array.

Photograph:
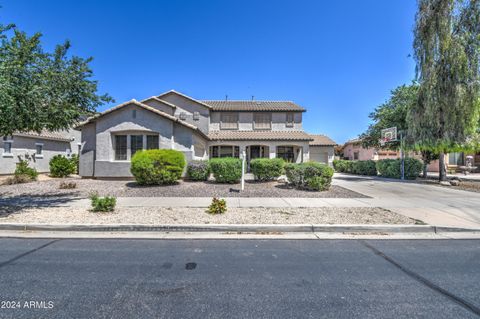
[[361, 84, 418, 150], [408, 0, 480, 181], [361, 84, 439, 177], [0, 21, 112, 136]]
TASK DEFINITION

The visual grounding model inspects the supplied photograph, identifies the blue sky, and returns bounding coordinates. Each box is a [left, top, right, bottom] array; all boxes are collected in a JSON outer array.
[[2, 0, 417, 144]]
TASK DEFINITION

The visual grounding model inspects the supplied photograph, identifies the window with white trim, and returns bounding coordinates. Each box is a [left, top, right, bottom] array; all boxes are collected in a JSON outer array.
[[35, 143, 43, 157], [254, 113, 271, 130], [3, 137, 12, 155], [286, 113, 294, 127], [114, 135, 127, 160], [220, 112, 238, 130], [193, 112, 200, 121]]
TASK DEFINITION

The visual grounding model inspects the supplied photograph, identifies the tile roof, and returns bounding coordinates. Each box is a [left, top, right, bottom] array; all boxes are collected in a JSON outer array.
[[157, 90, 213, 109], [14, 131, 74, 142], [201, 100, 306, 112], [344, 138, 363, 145], [309, 134, 337, 146], [207, 130, 313, 141]]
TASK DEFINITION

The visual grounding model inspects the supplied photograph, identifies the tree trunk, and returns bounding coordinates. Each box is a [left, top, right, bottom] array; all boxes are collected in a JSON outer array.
[[438, 152, 447, 181], [423, 162, 428, 178]]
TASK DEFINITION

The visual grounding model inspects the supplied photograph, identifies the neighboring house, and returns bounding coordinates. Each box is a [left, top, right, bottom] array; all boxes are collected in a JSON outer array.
[[76, 90, 336, 178], [427, 152, 480, 173], [342, 138, 399, 161], [0, 130, 81, 175], [309, 135, 337, 167]]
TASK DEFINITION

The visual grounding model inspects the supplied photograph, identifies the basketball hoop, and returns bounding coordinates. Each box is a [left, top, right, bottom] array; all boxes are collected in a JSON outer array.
[[380, 127, 397, 147]]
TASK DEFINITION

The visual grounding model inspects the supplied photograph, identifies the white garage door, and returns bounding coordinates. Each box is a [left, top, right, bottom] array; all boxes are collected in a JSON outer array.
[[310, 149, 328, 164]]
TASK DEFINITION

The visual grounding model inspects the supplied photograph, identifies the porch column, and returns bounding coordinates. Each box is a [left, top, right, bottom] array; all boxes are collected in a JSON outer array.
[[302, 145, 309, 162], [269, 145, 276, 159]]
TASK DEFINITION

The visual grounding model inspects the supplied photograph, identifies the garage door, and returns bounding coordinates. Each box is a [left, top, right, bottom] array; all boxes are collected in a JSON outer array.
[[310, 149, 328, 164]]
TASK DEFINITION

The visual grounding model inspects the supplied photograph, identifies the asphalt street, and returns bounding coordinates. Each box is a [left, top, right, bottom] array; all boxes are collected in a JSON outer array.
[[0, 239, 479, 318]]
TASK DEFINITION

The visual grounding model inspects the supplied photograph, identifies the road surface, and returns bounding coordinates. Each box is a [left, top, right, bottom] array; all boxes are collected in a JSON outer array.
[[0, 239, 479, 318]]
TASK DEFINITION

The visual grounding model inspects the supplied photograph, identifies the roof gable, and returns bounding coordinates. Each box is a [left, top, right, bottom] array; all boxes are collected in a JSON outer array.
[[157, 90, 212, 109], [75, 99, 207, 138]]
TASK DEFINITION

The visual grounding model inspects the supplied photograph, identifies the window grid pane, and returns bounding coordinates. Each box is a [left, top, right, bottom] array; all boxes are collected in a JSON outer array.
[[130, 135, 143, 157], [220, 113, 238, 129], [115, 135, 127, 160], [277, 146, 294, 162], [36, 145, 43, 155], [146, 135, 159, 150], [254, 113, 271, 130]]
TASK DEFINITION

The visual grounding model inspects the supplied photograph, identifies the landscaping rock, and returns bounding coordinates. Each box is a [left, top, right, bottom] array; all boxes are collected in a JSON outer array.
[[450, 180, 461, 186], [440, 181, 451, 186]]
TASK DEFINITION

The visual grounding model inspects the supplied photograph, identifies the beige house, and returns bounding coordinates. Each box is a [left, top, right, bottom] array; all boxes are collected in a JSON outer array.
[[76, 90, 336, 178]]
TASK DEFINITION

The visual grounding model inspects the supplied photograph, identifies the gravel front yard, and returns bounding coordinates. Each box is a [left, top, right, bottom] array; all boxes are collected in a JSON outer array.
[[0, 178, 367, 198], [0, 206, 415, 225]]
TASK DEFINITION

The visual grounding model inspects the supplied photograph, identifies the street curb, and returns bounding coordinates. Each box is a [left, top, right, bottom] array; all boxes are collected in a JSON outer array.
[[0, 223, 479, 234]]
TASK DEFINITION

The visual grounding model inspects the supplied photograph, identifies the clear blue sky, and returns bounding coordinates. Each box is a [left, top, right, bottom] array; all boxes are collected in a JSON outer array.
[[2, 0, 417, 144]]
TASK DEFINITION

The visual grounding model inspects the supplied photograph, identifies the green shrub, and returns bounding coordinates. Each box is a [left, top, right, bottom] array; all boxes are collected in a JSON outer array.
[[90, 193, 116, 212], [333, 159, 348, 172], [130, 149, 186, 185], [49, 155, 76, 177], [285, 162, 334, 191], [186, 160, 210, 181], [352, 160, 377, 176], [376, 158, 422, 180], [207, 197, 227, 214], [250, 158, 284, 181], [14, 160, 38, 181], [70, 154, 79, 174], [209, 157, 242, 183]]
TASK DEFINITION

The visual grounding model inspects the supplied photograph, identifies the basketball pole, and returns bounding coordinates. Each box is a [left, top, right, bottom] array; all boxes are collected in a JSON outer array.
[[400, 131, 405, 180]]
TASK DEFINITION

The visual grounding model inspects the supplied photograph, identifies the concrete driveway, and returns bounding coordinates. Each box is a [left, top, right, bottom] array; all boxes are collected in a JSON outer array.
[[333, 173, 480, 228]]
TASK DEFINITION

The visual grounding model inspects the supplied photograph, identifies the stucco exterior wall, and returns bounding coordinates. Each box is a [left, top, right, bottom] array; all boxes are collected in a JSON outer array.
[[0, 135, 74, 175], [142, 99, 175, 115], [79, 103, 209, 178], [343, 143, 376, 161], [160, 93, 210, 133]]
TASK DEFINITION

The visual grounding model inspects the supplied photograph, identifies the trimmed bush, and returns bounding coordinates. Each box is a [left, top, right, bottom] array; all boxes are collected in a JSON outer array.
[[333, 159, 355, 173], [130, 149, 186, 185], [376, 158, 422, 180], [334, 159, 377, 176], [49, 155, 76, 177], [209, 157, 242, 183], [207, 197, 227, 214], [285, 162, 334, 191], [14, 160, 38, 181], [90, 193, 116, 212], [250, 158, 284, 181], [352, 160, 377, 176], [186, 160, 210, 181]]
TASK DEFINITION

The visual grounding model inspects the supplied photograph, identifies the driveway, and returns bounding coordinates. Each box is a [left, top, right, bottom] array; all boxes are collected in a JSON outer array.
[[333, 173, 480, 228]]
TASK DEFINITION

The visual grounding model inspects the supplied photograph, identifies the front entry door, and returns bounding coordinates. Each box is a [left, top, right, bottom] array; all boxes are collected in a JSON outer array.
[[250, 146, 261, 159]]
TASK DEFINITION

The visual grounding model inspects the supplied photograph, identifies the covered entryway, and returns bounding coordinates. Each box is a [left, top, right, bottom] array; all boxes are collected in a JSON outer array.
[[246, 145, 269, 170]]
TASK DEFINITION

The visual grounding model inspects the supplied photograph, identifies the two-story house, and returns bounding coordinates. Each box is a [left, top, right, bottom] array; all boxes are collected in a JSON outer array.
[[77, 90, 335, 178]]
